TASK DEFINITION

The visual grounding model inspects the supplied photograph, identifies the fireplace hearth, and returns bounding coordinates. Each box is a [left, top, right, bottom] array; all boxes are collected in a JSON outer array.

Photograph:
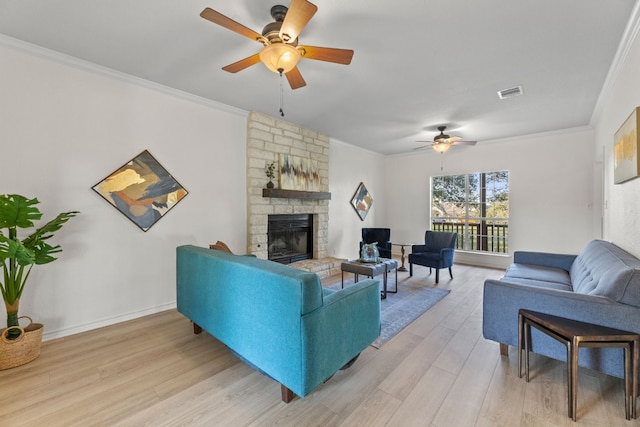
[[268, 214, 313, 264]]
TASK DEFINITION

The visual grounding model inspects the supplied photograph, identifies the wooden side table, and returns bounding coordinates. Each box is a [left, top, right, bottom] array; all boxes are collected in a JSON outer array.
[[391, 243, 413, 272], [518, 309, 639, 421]]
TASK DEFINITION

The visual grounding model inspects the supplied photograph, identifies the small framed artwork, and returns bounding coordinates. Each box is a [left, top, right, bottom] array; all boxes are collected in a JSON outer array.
[[350, 182, 373, 221], [92, 150, 188, 231], [614, 107, 640, 184]]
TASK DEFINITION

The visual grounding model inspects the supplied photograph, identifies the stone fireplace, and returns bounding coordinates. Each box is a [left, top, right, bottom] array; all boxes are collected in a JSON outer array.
[[246, 111, 330, 261]]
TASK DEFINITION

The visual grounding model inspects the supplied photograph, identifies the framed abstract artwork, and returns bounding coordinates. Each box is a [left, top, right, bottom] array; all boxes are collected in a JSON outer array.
[[92, 150, 188, 231], [350, 182, 373, 221], [614, 107, 640, 184], [279, 154, 320, 191]]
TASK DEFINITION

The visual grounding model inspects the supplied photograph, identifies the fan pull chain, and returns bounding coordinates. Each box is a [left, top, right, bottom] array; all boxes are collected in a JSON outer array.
[[279, 69, 285, 117]]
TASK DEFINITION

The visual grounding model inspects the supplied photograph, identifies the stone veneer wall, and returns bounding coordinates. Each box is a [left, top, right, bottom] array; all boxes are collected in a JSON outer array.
[[246, 111, 330, 259]]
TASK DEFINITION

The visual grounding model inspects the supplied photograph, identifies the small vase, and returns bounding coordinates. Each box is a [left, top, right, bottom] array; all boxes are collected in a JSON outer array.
[[266, 180, 275, 189]]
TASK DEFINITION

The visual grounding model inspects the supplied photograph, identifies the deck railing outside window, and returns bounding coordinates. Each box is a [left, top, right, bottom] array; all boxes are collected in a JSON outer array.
[[432, 220, 508, 253]]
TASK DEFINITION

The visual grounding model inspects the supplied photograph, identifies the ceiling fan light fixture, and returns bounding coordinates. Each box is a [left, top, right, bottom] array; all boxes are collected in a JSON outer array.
[[259, 43, 301, 73], [432, 143, 451, 153]]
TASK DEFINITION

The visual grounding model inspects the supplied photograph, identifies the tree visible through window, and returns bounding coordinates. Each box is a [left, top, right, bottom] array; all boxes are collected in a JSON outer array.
[[431, 171, 509, 253]]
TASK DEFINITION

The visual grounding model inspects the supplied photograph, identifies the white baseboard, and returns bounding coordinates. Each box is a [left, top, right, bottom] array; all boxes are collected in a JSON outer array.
[[42, 302, 177, 341]]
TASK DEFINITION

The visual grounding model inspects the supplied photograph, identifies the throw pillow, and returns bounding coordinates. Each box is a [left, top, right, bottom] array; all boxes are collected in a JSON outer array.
[[209, 240, 233, 254]]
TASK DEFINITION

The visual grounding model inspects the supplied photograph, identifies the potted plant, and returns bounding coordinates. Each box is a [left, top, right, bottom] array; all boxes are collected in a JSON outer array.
[[0, 194, 78, 364], [266, 161, 276, 189]]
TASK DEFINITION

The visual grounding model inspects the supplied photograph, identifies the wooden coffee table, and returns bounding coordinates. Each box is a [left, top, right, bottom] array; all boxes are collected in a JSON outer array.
[[341, 259, 398, 299], [518, 309, 639, 421]]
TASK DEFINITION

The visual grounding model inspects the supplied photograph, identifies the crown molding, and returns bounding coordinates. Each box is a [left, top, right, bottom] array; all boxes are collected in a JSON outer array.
[[0, 33, 248, 118], [590, 0, 640, 125]]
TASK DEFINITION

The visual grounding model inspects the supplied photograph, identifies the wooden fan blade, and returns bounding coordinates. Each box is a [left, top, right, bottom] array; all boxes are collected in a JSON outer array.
[[299, 45, 354, 64], [452, 140, 477, 146], [222, 54, 261, 73], [285, 67, 307, 89], [279, 0, 318, 42], [200, 8, 263, 42]]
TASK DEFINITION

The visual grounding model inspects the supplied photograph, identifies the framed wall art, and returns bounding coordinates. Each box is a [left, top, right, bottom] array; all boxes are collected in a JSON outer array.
[[92, 149, 188, 231], [279, 154, 320, 191], [350, 182, 373, 221], [614, 107, 640, 184]]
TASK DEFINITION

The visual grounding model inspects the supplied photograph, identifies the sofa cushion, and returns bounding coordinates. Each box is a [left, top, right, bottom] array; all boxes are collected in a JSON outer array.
[[498, 276, 573, 291], [505, 263, 572, 286], [570, 240, 640, 307]]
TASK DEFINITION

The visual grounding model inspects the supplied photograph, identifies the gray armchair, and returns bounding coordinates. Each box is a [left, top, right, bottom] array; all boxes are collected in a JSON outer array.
[[409, 231, 457, 283]]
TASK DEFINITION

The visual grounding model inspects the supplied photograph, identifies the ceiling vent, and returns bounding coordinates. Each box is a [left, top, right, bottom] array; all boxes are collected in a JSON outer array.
[[497, 85, 523, 99]]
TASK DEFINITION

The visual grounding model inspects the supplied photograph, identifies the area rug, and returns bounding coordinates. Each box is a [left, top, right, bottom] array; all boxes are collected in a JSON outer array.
[[325, 278, 450, 348]]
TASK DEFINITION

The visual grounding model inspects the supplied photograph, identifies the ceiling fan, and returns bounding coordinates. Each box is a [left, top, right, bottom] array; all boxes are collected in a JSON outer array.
[[200, 0, 354, 90], [415, 126, 477, 153]]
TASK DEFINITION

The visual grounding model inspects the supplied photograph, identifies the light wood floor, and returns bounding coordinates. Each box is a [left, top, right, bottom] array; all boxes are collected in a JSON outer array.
[[1, 264, 636, 426]]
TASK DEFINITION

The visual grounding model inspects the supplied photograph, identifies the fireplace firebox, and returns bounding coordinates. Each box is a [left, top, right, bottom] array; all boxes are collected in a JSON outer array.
[[268, 214, 313, 264]]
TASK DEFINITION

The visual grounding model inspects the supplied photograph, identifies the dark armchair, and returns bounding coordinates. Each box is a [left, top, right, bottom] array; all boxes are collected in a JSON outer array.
[[408, 231, 458, 284], [360, 228, 392, 259]]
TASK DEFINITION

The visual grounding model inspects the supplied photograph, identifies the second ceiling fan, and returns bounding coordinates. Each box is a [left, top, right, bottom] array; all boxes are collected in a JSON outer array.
[[415, 126, 477, 153], [200, 0, 354, 89]]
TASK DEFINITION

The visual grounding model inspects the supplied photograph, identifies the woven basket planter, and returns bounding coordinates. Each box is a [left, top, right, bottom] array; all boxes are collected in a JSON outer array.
[[0, 316, 43, 370]]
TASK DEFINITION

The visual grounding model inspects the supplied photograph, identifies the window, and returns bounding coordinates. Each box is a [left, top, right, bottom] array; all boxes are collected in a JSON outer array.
[[431, 171, 509, 253]]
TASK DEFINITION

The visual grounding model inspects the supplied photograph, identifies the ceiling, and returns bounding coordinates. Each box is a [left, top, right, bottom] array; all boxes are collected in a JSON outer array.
[[0, 0, 637, 155]]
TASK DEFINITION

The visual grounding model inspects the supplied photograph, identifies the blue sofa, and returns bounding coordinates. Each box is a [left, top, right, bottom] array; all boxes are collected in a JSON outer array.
[[483, 240, 640, 381], [176, 245, 381, 402]]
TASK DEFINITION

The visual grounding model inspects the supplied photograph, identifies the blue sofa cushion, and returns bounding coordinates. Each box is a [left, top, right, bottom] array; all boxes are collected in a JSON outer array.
[[570, 240, 640, 307], [498, 276, 573, 291], [505, 263, 572, 287]]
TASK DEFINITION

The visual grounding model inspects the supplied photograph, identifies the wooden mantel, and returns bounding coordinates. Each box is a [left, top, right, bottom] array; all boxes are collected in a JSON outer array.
[[262, 188, 332, 200]]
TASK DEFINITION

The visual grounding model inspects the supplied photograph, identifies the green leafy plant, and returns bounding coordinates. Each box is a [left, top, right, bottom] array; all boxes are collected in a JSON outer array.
[[0, 194, 78, 335], [266, 161, 276, 180]]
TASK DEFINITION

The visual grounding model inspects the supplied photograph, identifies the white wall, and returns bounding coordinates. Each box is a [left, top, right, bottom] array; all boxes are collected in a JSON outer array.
[[1, 29, 621, 340], [328, 139, 386, 259], [595, 16, 640, 257], [0, 39, 248, 339], [385, 128, 597, 268]]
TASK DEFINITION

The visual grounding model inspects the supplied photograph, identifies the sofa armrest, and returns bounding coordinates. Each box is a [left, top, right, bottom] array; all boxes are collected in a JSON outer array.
[[512, 251, 577, 271], [482, 279, 640, 349], [441, 247, 455, 263], [299, 279, 381, 396]]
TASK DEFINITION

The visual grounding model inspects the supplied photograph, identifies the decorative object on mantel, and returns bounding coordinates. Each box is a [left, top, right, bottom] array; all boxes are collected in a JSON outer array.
[[266, 161, 276, 189], [92, 150, 188, 231], [0, 194, 78, 369], [279, 154, 320, 191], [614, 106, 640, 184], [350, 182, 373, 221]]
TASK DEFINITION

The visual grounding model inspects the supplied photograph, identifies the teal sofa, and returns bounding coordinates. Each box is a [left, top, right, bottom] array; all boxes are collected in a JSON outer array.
[[176, 245, 381, 402]]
